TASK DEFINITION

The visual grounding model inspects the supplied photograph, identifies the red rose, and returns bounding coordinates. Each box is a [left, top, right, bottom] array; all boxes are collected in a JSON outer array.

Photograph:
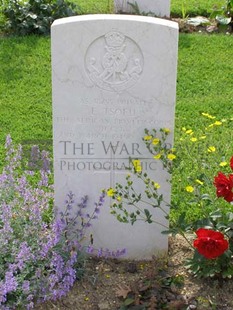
[[230, 156, 233, 171], [193, 228, 228, 259], [213, 172, 233, 202]]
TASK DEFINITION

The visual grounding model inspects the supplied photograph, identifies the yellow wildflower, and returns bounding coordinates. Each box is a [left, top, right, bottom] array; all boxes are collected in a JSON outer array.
[[201, 112, 216, 119], [196, 179, 203, 185], [144, 135, 152, 141], [186, 186, 194, 193], [152, 138, 160, 145], [190, 137, 197, 142], [200, 135, 206, 139], [214, 121, 222, 126], [132, 159, 142, 172], [153, 182, 161, 189], [167, 154, 176, 160], [186, 129, 193, 135], [107, 188, 115, 197], [220, 161, 227, 167], [154, 153, 162, 159], [208, 146, 216, 153], [116, 196, 122, 201], [162, 128, 170, 134]]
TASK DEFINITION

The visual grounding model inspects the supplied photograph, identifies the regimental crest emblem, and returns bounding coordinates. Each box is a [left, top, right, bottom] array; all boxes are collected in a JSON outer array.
[[85, 31, 144, 92]]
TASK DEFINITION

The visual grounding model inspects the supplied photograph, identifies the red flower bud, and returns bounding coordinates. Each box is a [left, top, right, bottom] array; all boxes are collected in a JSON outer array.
[[193, 228, 228, 259]]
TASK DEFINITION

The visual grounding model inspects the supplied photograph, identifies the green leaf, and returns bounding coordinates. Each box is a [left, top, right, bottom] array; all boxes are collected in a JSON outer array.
[[123, 298, 135, 306]]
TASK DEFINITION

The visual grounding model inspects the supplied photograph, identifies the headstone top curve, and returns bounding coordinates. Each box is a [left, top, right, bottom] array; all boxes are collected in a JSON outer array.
[[51, 14, 178, 30]]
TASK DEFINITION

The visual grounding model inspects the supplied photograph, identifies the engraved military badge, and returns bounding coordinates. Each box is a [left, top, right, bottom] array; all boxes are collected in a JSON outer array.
[[85, 31, 144, 92]]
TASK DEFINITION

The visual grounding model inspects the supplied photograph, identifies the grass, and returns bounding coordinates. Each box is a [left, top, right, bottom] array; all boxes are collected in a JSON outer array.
[[74, 0, 113, 13], [171, 0, 225, 17], [73, 0, 227, 17], [0, 36, 52, 159]]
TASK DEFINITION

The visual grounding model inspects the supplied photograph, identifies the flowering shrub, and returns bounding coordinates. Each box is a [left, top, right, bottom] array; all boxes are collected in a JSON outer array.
[[0, 135, 125, 309], [108, 121, 233, 279]]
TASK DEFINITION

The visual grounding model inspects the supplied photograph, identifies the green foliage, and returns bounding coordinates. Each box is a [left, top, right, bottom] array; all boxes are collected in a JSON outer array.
[[109, 126, 233, 279], [1, 0, 79, 35], [211, 0, 233, 27]]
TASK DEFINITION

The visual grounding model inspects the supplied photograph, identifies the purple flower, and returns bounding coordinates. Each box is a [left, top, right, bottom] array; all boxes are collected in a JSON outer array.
[[41, 150, 50, 172], [4, 271, 18, 294], [22, 281, 30, 293]]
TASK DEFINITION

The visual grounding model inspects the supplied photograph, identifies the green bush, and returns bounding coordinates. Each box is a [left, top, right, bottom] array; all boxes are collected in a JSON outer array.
[[1, 0, 79, 35]]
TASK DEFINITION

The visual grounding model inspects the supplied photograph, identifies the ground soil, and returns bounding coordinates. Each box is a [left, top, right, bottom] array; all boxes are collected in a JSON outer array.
[[35, 235, 233, 310]]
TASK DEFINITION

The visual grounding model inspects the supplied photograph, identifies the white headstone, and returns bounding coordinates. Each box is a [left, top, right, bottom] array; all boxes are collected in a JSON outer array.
[[114, 0, 170, 17], [52, 15, 178, 259]]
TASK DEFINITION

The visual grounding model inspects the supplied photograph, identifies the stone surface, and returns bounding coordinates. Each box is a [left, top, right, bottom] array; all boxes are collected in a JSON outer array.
[[114, 0, 170, 17], [51, 15, 178, 259]]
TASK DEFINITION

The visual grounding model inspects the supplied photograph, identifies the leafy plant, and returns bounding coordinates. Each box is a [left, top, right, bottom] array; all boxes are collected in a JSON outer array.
[[211, 0, 233, 28], [1, 0, 79, 35], [0, 135, 125, 309], [108, 125, 233, 279]]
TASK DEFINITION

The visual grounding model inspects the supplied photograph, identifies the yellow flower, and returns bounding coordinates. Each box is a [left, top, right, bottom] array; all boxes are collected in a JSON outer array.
[[153, 182, 161, 189], [107, 188, 115, 197], [208, 146, 216, 153], [190, 137, 197, 142], [84, 297, 89, 301], [196, 179, 203, 185], [116, 196, 122, 201], [167, 154, 176, 160], [152, 138, 160, 145], [201, 112, 216, 119], [220, 161, 227, 167], [186, 186, 194, 193], [214, 121, 222, 126], [144, 135, 152, 141], [200, 135, 206, 139], [132, 159, 142, 172], [154, 153, 162, 159], [162, 128, 170, 134], [185, 129, 193, 135]]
